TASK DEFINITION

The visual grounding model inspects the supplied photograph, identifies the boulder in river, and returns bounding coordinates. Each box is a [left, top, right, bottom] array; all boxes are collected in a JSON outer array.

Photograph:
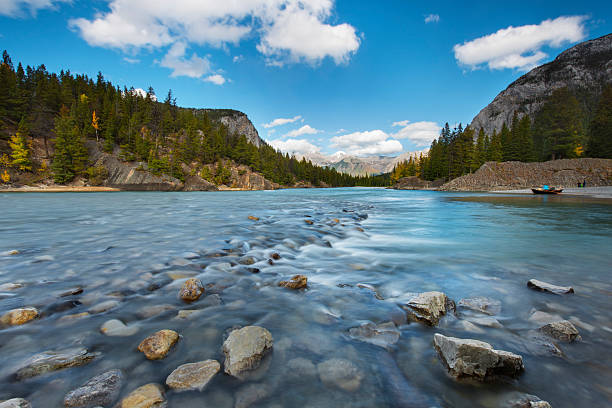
[[178, 278, 204, 302], [138, 330, 179, 360], [63, 369, 123, 408], [0, 399, 31, 408], [527, 279, 574, 295], [317, 358, 364, 392], [458, 297, 501, 315], [0, 307, 38, 326], [119, 383, 166, 408], [539, 320, 581, 342], [100, 319, 139, 337], [433, 333, 524, 381], [223, 326, 273, 378], [278, 275, 307, 290], [166, 360, 220, 392], [403, 291, 450, 325], [16, 348, 99, 379]]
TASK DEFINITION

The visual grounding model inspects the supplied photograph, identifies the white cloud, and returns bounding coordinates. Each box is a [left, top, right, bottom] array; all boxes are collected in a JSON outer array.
[[0, 0, 68, 17], [391, 121, 441, 147], [232, 55, 244, 63], [263, 115, 302, 128], [284, 125, 320, 138], [424, 14, 439, 24], [69, 0, 360, 76], [123, 57, 140, 64], [269, 138, 321, 155], [453, 16, 587, 71], [160, 42, 211, 78], [204, 74, 227, 85], [331, 130, 403, 156]]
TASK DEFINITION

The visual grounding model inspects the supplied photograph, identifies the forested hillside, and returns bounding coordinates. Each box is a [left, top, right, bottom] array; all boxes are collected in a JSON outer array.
[[0, 51, 387, 189]]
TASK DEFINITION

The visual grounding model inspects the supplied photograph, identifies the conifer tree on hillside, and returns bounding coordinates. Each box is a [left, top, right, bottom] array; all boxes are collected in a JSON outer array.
[[51, 106, 88, 183], [586, 85, 612, 158]]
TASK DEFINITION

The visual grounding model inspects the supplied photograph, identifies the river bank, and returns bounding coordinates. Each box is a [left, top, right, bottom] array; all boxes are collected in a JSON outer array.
[[492, 186, 612, 199]]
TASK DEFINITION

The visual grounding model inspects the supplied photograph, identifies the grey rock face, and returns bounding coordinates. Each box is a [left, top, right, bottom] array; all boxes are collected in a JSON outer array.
[[471, 33, 612, 136], [63, 369, 123, 408], [433, 333, 524, 380], [528, 279, 575, 295], [217, 112, 263, 147], [0, 399, 31, 408], [16, 348, 99, 379], [539, 320, 581, 342], [166, 360, 220, 391], [223, 326, 273, 378]]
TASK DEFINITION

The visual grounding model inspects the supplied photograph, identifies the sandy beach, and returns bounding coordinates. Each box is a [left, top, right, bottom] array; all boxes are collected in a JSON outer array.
[[0, 186, 120, 193]]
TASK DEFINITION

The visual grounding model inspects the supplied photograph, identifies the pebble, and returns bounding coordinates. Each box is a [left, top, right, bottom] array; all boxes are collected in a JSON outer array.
[[138, 330, 179, 360], [278, 275, 307, 290], [348, 321, 400, 348], [0, 307, 38, 326], [248, 216, 259, 221], [178, 278, 204, 302], [166, 360, 220, 392], [119, 383, 166, 408], [63, 369, 123, 408], [58, 312, 90, 323], [100, 319, 139, 337], [88, 300, 120, 314]]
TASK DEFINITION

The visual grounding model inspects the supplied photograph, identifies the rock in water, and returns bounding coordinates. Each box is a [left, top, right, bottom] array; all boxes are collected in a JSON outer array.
[[63, 369, 124, 408], [138, 330, 179, 360], [223, 326, 273, 377], [503, 392, 552, 408], [179, 278, 204, 302], [317, 358, 364, 392], [234, 384, 271, 408], [348, 322, 400, 349], [433, 333, 524, 380], [248, 216, 259, 221], [0, 307, 38, 326], [458, 297, 501, 315], [100, 319, 139, 336], [527, 279, 574, 295], [0, 399, 31, 408], [166, 360, 220, 391], [278, 275, 307, 290], [16, 348, 99, 379], [403, 291, 449, 325], [119, 383, 166, 408], [539, 320, 581, 342]]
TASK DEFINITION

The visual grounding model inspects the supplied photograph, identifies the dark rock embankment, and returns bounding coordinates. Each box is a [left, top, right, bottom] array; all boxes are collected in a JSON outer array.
[[440, 158, 612, 191], [391, 176, 445, 190]]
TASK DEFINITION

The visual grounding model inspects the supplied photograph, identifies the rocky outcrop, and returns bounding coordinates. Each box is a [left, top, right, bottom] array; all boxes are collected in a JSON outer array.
[[440, 158, 612, 191], [183, 174, 218, 191], [391, 176, 444, 190], [205, 110, 264, 147], [471, 34, 612, 136]]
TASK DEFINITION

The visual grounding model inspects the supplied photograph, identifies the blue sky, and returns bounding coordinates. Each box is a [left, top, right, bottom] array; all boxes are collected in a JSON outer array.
[[1, 1, 610, 158]]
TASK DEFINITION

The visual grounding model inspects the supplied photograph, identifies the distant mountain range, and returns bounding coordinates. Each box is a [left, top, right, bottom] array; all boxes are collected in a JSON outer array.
[[300, 150, 427, 176]]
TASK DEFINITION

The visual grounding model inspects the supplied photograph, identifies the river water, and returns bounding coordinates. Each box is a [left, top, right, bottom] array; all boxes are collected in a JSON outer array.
[[0, 188, 611, 407]]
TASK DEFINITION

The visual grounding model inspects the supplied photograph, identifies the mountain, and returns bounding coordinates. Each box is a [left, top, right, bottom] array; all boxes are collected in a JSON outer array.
[[470, 33, 612, 136], [197, 109, 264, 147], [302, 150, 427, 176]]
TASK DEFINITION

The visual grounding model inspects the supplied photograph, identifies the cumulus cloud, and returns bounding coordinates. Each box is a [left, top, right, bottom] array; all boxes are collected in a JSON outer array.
[[69, 0, 360, 77], [284, 125, 320, 138], [0, 0, 68, 17], [269, 138, 321, 155], [453, 16, 587, 71], [263, 115, 302, 128], [160, 42, 211, 78], [331, 130, 403, 156], [424, 14, 439, 24], [204, 74, 227, 85], [391, 121, 441, 147]]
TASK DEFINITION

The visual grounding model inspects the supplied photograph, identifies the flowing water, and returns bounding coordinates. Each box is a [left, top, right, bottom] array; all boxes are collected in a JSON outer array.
[[0, 188, 611, 407]]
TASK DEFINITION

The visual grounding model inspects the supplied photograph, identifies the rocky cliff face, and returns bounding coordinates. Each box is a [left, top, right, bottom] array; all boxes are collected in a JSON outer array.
[[440, 158, 612, 191], [471, 34, 612, 135], [196, 109, 264, 147]]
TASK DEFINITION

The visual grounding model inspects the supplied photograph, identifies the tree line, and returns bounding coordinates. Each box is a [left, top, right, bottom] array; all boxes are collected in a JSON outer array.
[[0, 51, 388, 187]]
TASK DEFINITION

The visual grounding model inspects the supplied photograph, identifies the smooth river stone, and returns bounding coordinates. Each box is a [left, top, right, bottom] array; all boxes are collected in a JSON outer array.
[[138, 330, 179, 360], [223, 326, 273, 377], [119, 383, 166, 408], [0, 283, 23, 291], [178, 278, 204, 302], [433, 333, 524, 381], [0, 399, 31, 408], [63, 369, 124, 408], [0, 307, 38, 326], [527, 279, 574, 295], [317, 358, 364, 392], [166, 360, 220, 391], [100, 319, 139, 336], [16, 348, 99, 379], [88, 300, 120, 314]]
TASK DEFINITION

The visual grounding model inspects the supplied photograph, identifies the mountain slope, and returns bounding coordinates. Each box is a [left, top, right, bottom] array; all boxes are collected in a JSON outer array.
[[470, 33, 612, 135]]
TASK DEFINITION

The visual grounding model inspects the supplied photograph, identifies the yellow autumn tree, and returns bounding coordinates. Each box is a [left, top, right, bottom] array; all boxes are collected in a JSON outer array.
[[92, 110, 100, 142], [9, 132, 32, 171], [1, 170, 10, 183]]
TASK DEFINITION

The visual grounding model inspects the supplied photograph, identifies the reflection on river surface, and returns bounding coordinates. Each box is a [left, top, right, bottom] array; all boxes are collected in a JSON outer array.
[[1, 188, 611, 407]]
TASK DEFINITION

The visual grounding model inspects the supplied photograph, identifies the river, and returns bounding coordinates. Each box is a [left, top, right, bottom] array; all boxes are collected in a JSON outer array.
[[0, 188, 611, 407]]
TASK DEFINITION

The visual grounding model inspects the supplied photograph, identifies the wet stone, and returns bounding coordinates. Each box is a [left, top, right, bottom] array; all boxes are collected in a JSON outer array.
[[59, 287, 84, 297], [527, 279, 574, 295], [403, 291, 449, 325], [317, 358, 364, 392], [539, 320, 581, 342], [137, 304, 175, 319], [138, 330, 179, 360], [285, 357, 317, 380], [0, 399, 31, 408], [88, 300, 119, 314], [100, 319, 139, 337], [348, 321, 400, 349], [248, 216, 259, 221], [1, 307, 38, 326], [0, 283, 23, 291], [16, 348, 99, 379], [356, 283, 384, 300], [63, 369, 123, 408], [166, 360, 220, 392], [223, 326, 273, 378], [503, 392, 552, 408], [304, 219, 314, 225], [119, 383, 166, 408], [458, 297, 501, 315], [270, 252, 281, 260], [235, 383, 271, 408], [465, 316, 503, 328], [278, 275, 307, 290], [178, 278, 204, 302]]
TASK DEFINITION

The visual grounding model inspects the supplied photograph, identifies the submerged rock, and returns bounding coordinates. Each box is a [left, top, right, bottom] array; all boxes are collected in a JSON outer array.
[[138, 330, 179, 360], [100, 319, 139, 337], [137, 304, 175, 319], [433, 333, 524, 381], [403, 291, 450, 325], [285, 358, 317, 380], [465, 316, 504, 328], [278, 275, 307, 290], [539, 320, 581, 342], [458, 297, 501, 315], [1, 307, 38, 326], [88, 300, 120, 314], [0, 283, 23, 291], [63, 369, 123, 408], [166, 360, 220, 392], [235, 383, 271, 408], [119, 383, 166, 408], [0, 399, 31, 408], [179, 278, 204, 302], [356, 283, 384, 300], [317, 358, 364, 392], [348, 321, 400, 348], [527, 279, 574, 295], [223, 326, 273, 378], [503, 393, 552, 408], [16, 348, 99, 379]]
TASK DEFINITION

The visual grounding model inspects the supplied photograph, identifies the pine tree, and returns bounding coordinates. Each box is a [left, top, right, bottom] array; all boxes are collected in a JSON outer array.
[[488, 130, 503, 162], [51, 106, 88, 183], [586, 85, 612, 158]]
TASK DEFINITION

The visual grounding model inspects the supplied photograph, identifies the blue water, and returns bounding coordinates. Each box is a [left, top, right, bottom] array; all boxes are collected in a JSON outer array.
[[0, 189, 611, 407]]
